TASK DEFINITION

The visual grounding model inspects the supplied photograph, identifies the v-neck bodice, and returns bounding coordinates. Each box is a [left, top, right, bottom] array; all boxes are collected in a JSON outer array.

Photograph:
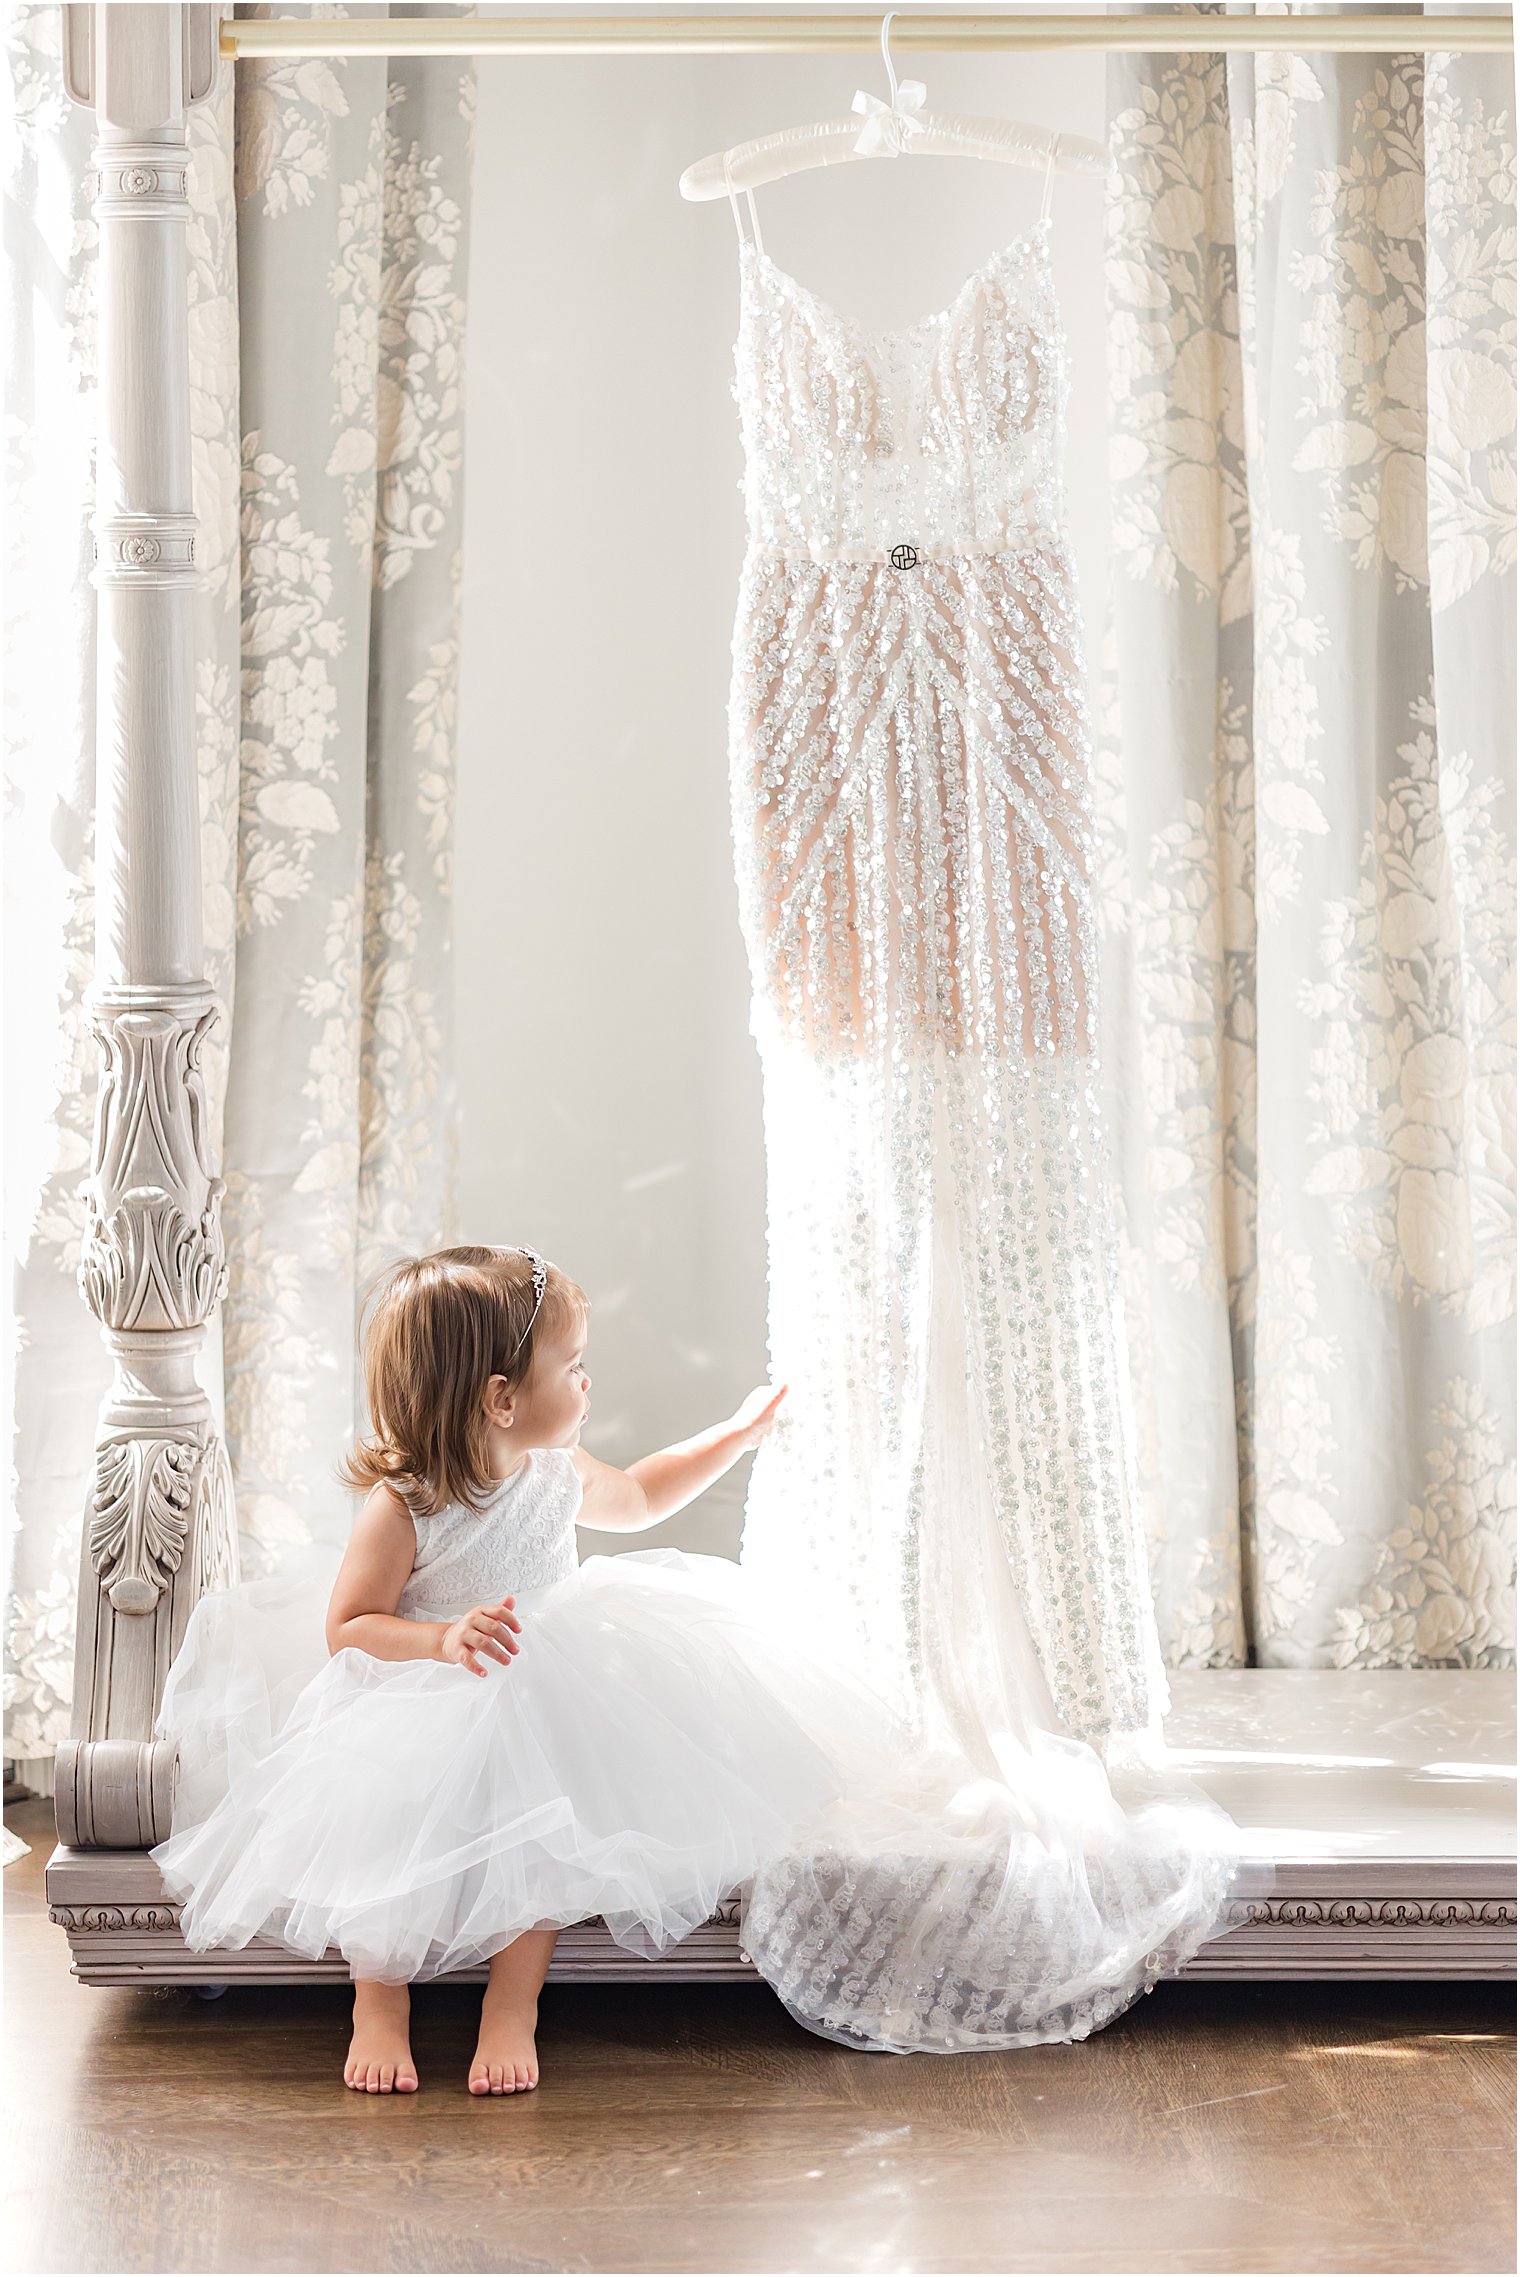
[[730, 217, 1068, 564]]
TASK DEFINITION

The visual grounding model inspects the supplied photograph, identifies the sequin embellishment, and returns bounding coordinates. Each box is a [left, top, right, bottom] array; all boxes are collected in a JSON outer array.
[[725, 213, 1168, 1751], [723, 210, 1245, 2063]]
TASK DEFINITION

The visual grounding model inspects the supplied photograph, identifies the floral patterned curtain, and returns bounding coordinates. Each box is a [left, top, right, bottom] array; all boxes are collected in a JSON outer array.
[[1098, 18, 1516, 1672], [224, 9, 473, 1570], [4, 4, 473, 1789]]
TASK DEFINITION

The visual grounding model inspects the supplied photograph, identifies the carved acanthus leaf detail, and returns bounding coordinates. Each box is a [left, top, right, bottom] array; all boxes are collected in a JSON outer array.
[[193, 1441, 238, 1599], [77, 999, 228, 1332], [79, 1193, 228, 1329], [91, 1437, 195, 1612]]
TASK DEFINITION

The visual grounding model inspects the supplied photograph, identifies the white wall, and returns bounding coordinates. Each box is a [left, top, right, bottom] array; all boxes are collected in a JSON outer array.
[[456, 39, 1109, 1554]]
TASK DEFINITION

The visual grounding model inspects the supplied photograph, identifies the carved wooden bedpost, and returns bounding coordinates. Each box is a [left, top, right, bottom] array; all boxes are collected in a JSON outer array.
[[54, 2, 234, 1848]]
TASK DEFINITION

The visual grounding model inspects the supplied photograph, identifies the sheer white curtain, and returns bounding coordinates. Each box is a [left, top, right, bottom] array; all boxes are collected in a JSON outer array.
[[4, 4, 474, 1791], [1098, 21, 1516, 1673]]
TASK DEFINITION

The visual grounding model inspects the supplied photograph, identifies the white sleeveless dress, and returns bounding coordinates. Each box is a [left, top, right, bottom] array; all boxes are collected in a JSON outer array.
[[149, 1447, 900, 1986], [719, 168, 1264, 2048]]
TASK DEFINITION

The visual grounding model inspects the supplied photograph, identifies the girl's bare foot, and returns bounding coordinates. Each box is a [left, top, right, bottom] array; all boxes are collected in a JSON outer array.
[[345, 1980, 418, 2092], [469, 1991, 539, 2094]]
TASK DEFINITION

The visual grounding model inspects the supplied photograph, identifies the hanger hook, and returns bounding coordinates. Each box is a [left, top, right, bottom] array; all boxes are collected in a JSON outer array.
[[880, 11, 899, 108]]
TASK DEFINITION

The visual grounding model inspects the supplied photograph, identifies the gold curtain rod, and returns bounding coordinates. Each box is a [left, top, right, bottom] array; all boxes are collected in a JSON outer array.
[[220, 13, 1515, 60]]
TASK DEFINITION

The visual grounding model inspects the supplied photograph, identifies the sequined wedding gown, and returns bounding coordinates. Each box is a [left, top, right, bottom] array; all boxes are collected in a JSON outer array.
[[722, 181, 1259, 2051]]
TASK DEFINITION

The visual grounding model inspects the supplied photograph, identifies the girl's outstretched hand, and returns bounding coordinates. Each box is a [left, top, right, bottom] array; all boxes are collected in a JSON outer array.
[[440, 1598, 522, 1678], [729, 1382, 790, 1453]]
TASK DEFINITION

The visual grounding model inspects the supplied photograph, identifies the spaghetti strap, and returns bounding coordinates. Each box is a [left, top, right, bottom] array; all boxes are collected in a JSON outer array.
[[1039, 131, 1057, 222], [723, 149, 766, 255]]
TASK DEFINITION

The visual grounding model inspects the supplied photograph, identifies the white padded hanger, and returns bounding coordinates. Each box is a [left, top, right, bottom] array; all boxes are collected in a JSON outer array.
[[678, 11, 1106, 217]]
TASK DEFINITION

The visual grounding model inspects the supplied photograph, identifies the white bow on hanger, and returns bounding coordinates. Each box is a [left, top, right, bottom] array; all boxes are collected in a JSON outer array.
[[850, 15, 928, 157]]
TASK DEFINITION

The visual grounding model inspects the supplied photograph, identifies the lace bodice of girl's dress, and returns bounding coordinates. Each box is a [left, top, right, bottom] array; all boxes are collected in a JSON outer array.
[[397, 1447, 582, 1620], [732, 218, 1067, 563]]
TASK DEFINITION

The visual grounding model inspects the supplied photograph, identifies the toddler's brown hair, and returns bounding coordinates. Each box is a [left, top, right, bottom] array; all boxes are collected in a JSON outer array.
[[339, 1245, 589, 1520]]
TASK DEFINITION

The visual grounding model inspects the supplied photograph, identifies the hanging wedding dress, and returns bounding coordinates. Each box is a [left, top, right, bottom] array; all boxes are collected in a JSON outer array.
[[722, 155, 1265, 2052]]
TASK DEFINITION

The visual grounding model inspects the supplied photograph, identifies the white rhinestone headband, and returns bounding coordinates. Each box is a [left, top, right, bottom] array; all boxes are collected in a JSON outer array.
[[505, 1244, 550, 1360]]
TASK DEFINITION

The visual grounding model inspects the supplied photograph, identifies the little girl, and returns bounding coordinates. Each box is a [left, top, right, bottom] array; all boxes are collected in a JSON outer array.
[[150, 1243, 900, 2095]]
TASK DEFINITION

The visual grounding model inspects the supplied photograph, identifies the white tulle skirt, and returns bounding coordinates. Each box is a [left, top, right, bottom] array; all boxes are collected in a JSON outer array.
[[153, 1539, 1262, 2046], [151, 1546, 900, 1986]]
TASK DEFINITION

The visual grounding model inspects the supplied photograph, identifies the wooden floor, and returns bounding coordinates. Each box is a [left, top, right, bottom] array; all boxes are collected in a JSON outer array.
[[6, 1801, 1515, 2276]]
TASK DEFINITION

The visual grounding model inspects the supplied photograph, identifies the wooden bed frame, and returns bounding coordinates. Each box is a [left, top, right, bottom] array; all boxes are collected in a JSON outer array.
[[40, 2, 1517, 1992]]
